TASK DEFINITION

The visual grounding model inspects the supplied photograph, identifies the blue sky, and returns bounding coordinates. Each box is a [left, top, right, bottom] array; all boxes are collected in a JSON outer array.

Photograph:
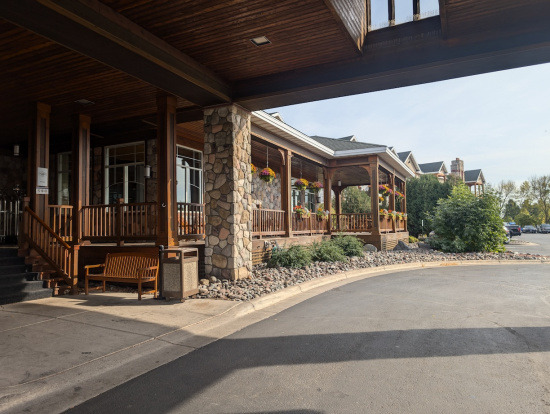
[[267, 63, 550, 186]]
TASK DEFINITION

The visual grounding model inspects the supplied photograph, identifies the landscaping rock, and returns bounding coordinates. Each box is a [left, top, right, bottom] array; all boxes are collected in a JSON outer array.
[[363, 244, 378, 252], [393, 241, 412, 251]]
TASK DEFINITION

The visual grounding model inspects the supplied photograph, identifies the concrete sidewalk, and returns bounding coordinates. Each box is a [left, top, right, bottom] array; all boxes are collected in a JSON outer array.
[[0, 259, 547, 413]]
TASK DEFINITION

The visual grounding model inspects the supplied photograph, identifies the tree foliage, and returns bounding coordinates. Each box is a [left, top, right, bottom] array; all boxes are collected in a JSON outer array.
[[494, 180, 517, 216], [405, 175, 454, 237], [528, 175, 550, 223], [428, 185, 506, 253], [341, 186, 371, 214]]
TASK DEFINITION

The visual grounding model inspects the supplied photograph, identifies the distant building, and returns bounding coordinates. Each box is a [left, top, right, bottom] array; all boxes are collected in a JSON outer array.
[[397, 151, 422, 177], [464, 169, 486, 195], [418, 161, 448, 183]]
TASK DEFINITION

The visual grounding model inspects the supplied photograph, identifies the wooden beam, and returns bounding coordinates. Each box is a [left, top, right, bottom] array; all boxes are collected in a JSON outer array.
[[328, 156, 376, 168], [28, 102, 50, 221], [438, 0, 449, 38], [0, 0, 231, 107], [234, 16, 550, 110], [323, 0, 366, 51], [71, 114, 91, 243], [281, 150, 293, 238]]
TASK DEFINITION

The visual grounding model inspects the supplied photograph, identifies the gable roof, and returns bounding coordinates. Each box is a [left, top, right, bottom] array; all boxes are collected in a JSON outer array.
[[397, 151, 411, 163], [464, 169, 485, 183], [419, 161, 448, 174], [310, 135, 384, 151]]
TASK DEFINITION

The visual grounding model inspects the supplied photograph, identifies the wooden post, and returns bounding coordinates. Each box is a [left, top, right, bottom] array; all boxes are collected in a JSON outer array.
[[280, 149, 293, 238], [403, 180, 408, 233], [116, 198, 124, 246], [323, 168, 332, 235], [370, 162, 381, 236], [388, 0, 395, 26], [334, 187, 342, 232], [156, 94, 178, 247], [413, 0, 420, 20], [19, 197, 31, 252], [28, 102, 50, 222], [71, 114, 91, 244], [389, 173, 396, 233], [70, 245, 80, 295], [258, 204, 262, 239]]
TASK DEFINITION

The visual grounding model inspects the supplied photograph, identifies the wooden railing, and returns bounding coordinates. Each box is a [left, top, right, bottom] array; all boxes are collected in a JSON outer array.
[[81, 199, 157, 244], [177, 202, 205, 239], [252, 207, 285, 238], [22, 207, 78, 290], [48, 205, 73, 242], [292, 212, 329, 235], [331, 213, 372, 232]]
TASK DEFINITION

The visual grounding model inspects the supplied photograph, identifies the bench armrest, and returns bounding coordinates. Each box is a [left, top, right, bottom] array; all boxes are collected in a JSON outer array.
[[137, 265, 159, 279], [84, 263, 105, 276]]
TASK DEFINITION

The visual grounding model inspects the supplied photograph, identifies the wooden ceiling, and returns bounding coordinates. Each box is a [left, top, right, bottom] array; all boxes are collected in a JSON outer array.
[[1, 0, 549, 146]]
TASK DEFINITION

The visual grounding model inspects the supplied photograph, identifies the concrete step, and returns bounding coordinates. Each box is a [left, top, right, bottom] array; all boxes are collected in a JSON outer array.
[[0, 256, 25, 266], [0, 248, 18, 258], [0, 288, 53, 305], [0, 272, 41, 284], [0, 264, 30, 275]]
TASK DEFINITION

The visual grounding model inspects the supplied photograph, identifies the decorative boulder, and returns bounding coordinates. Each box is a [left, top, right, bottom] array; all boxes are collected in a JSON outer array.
[[363, 244, 378, 252], [393, 240, 412, 251]]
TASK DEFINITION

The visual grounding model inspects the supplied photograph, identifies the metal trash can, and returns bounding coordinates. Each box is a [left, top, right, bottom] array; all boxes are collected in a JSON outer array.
[[161, 247, 199, 301]]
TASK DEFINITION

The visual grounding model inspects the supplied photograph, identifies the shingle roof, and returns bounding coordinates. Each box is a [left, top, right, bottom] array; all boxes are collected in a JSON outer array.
[[397, 151, 411, 163], [310, 135, 384, 151], [464, 169, 483, 183], [419, 161, 446, 174]]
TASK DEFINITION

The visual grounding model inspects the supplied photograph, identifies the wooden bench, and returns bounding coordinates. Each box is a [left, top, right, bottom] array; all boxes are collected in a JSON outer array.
[[84, 253, 159, 300]]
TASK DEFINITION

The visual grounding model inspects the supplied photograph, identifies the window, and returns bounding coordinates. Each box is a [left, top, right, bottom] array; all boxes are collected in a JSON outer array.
[[292, 185, 316, 212], [57, 152, 71, 205], [176, 145, 202, 204], [104, 143, 145, 204]]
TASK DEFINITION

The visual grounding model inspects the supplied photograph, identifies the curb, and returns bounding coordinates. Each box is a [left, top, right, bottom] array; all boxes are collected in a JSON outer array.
[[225, 258, 549, 319]]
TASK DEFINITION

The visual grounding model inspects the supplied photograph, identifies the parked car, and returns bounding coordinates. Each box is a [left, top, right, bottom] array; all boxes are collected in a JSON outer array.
[[539, 224, 550, 234], [505, 224, 521, 236], [503, 226, 510, 244], [523, 225, 537, 233]]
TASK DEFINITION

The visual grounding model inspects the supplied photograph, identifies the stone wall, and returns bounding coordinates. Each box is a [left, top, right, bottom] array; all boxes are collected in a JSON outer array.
[[203, 105, 252, 280], [251, 174, 281, 209]]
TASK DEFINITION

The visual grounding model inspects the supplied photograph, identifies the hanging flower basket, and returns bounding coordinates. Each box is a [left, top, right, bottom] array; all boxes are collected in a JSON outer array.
[[294, 178, 309, 191], [378, 195, 384, 203], [378, 184, 393, 197], [395, 190, 405, 200], [259, 167, 276, 183], [293, 205, 310, 218], [308, 181, 323, 193], [251, 163, 257, 174]]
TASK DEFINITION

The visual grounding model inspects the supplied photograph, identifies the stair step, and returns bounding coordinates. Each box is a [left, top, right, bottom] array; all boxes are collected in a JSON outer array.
[[0, 264, 30, 275], [1, 280, 48, 295], [0, 256, 25, 266], [0, 288, 53, 306], [0, 272, 40, 284], [0, 248, 18, 258]]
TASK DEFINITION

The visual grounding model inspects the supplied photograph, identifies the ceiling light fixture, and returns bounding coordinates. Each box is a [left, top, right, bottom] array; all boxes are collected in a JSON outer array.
[[250, 36, 271, 46], [74, 99, 95, 106]]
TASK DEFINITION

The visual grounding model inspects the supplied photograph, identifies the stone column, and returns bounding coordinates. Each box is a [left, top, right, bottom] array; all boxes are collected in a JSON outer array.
[[203, 105, 252, 280]]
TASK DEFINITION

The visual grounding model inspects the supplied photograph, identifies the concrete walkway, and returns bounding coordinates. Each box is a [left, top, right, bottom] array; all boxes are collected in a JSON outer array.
[[0, 260, 548, 413]]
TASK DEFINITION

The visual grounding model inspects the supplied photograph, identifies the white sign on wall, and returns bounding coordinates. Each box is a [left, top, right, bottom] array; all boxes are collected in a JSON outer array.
[[36, 167, 49, 194]]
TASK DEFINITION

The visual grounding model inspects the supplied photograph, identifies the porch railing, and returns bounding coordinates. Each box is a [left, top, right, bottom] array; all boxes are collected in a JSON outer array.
[[331, 213, 373, 232], [48, 205, 73, 242], [177, 202, 205, 239], [0, 195, 21, 244], [81, 199, 157, 244], [292, 212, 329, 235], [252, 207, 285, 238]]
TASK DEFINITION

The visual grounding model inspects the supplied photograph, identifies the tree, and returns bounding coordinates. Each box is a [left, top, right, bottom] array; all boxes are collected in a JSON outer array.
[[503, 199, 520, 222], [341, 186, 371, 214], [529, 175, 550, 223], [493, 180, 517, 216], [406, 175, 453, 237], [515, 210, 537, 227], [429, 185, 506, 253]]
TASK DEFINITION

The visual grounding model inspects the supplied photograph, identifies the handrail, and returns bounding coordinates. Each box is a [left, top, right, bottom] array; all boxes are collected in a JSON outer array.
[[22, 206, 78, 291], [252, 207, 286, 238]]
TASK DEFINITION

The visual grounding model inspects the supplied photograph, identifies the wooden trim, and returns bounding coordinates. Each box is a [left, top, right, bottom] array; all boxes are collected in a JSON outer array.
[[438, 0, 449, 38]]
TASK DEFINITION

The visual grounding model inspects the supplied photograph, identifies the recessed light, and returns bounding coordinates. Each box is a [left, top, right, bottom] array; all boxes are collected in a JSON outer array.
[[250, 36, 271, 46], [74, 99, 95, 105]]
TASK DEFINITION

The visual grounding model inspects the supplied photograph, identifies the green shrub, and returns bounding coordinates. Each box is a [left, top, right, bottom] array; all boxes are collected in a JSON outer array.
[[409, 235, 418, 243], [311, 240, 347, 262], [268, 245, 312, 268], [428, 185, 506, 253], [331, 235, 364, 257]]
